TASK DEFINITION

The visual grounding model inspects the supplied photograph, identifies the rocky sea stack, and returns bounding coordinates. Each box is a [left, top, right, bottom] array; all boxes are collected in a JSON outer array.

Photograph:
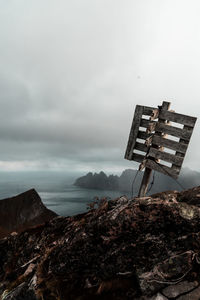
[[1, 187, 200, 299]]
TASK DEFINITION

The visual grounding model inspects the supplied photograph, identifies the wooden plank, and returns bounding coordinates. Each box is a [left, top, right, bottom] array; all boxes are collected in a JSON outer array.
[[152, 135, 188, 154], [145, 159, 180, 179], [149, 147, 184, 166], [159, 110, 197, 127], [152, 101, 171, 154], [137, 131, 152, 140], [140, 119, 156, 129], [172, 124, 190, 171], [132, 153, 145, 163], [138, 102, 170, 195], [143, 106, 157, 116], [135, 142, 149, 153], [150, 108, 159, 121], [161, 101, 171, 110], [125, 105, 143, 160], [137, 102, 170, 197], [148, 102, 180, 179], [156, 101, 171, 133], [156, 122, 193, 140]]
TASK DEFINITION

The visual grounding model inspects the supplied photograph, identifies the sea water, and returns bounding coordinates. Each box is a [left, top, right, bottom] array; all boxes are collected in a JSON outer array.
[[0, 171, 124, 216]]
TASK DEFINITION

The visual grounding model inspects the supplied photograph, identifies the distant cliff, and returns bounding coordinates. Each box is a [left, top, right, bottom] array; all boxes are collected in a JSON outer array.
[[74, 168, 200, 194], [74, 171, 119, 190], [0, 189, 57, 239]]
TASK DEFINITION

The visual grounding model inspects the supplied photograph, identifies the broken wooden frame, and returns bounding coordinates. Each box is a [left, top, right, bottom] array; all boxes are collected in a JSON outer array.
[[125, 101, 197, 197]]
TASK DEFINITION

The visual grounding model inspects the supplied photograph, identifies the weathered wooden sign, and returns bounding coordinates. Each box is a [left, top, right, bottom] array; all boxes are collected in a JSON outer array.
[[125, 101, 197, 197]]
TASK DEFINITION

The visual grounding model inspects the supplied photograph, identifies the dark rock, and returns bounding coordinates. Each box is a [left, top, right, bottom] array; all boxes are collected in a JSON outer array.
[[178, 186, 200, 206], [3, 282, 37, 300], [0, 189, 57, 238], [162, 280, 198, 298], [176, 286, 200, 300]]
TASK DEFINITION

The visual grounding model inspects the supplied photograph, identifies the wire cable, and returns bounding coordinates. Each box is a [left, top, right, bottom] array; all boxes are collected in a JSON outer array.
[[147, 170, 155, 194], [130, 158, 184, 199]]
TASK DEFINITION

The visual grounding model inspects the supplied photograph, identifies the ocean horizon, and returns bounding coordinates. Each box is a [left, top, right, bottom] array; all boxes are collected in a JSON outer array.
[[0, 171, 125, 216]]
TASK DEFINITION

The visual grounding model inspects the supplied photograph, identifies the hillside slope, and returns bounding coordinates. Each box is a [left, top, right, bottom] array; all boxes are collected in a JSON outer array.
[[1, 187, 200, 299], [0, 189, 57, 239]]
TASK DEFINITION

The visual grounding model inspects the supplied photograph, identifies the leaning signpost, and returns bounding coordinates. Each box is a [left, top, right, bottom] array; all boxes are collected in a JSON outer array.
[[125, 101, 197, 197]]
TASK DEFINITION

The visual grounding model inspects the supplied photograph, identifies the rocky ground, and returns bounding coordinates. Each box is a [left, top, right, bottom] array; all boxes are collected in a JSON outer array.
[[1, 187, 200, 299]]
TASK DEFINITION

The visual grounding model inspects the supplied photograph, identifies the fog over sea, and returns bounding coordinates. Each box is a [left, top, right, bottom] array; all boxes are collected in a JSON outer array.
[[0, 171, 123, 216]]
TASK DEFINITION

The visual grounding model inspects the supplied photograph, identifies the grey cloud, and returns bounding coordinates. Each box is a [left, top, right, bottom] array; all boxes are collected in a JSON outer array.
[[0, 0, 199, 172]]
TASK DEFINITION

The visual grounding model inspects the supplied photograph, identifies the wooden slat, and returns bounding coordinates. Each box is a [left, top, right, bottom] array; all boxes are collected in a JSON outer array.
[[145, 159, 180, 179], [149, 147, 184, 166], [159, 110, 197, 127], [135, 142, 149, 153], [151, 101, 171, 160], [156, 122, 193, 140], [152, 135, 188, 154], [137, 131, 152, 140], [172, 124, 190, 171], [140, 119, 156, 129], [125, 105, 144, 160], [132, 153, 145, 163], [162, 101, 171, 110], [143, 106, 157, 116]]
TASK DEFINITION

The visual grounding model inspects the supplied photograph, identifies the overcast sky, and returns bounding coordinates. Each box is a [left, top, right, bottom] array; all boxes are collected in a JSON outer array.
[[0, 0, 199, 173]]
